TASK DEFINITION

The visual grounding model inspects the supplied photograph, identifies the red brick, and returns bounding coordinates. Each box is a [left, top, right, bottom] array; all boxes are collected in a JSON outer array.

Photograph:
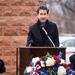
[[2, 6, 19, 16], [5, 66, 16, 75], [19, 6, 38, 16], [0, 6, 2, 16], [0, 36, 11, 46], [0, 16, 37, 26], [2, 47, 16, 56], [11, 16, 37, 26], [9, 0, 24, 6], [11, 36, 27, 46], [10, 16, 26, 26], [11, 56, 16, 65], [2, 6, 37, 16], [9, 0, 39, 6], [0, 16, 26, 26], [3, 26, 19, 36], [0, 27, 2, 36], [0, 0, 40, 75], [19, 26, 28, 36], [24, 0, 39, 6], [0, 0, 10, 6], [0, 16, 11, 26], [0, 47, 2, 56], [25, 16, 37, 26]]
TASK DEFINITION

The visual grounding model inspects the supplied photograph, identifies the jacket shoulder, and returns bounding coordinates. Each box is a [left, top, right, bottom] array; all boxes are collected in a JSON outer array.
[[49, 21, 57, 26], [29, 23, 38, 30]]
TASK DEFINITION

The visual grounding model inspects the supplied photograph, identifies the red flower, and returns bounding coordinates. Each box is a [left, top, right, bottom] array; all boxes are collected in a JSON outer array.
[[35, 61, 41, 66], [63, 63, 68, 68], [35, 67, 42, 72], [41, 56, 45, 59], [47, 66, 51, 68], [56, 60, 61, 65], [53, 55, 58, 60], [29, 63, 32, 66]]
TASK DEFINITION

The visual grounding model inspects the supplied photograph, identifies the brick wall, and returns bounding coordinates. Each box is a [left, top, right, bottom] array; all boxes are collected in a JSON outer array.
[[0, 0, 47, 75]]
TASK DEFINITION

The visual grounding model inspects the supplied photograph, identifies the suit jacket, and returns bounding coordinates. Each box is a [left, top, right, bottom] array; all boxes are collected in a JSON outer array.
[[26, 20, 59, 47]]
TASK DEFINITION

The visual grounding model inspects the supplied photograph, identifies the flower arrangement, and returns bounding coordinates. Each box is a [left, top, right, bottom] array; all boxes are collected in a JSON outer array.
[[23, 52, 75, 75]]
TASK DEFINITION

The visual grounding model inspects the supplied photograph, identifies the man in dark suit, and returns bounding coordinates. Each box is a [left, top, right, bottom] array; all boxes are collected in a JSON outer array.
[[26, 6, 59, 47]]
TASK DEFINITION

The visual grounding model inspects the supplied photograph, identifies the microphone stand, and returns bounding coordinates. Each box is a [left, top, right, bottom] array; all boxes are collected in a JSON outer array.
[[42, 27, 55, 47], [28, 40, 34, 47], [28, 43, 32, 47]]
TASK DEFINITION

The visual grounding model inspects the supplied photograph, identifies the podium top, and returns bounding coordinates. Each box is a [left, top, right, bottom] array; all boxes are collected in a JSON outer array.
[[18, 46, 66, 49]]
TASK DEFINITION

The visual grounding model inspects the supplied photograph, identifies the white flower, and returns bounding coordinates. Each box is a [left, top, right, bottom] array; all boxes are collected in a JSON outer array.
[[32, 57, 40, 64], [57, 66, 66, 75], [60, 59, 65, 64], [26, 66, 32, 73], [40, 61, 45, 67], [46, 57, 55, 66]]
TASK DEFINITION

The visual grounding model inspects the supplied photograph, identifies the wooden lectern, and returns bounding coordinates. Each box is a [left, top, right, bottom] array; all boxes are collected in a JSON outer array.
[[16, 47, 66, 75]]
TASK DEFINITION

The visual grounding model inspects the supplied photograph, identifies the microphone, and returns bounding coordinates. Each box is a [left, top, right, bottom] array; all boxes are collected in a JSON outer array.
[[40, 24, 55, 47], [28, 40, 34, 47]]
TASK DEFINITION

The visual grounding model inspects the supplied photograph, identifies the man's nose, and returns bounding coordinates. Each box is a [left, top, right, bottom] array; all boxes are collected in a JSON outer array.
[[42, 15, 45, 17]]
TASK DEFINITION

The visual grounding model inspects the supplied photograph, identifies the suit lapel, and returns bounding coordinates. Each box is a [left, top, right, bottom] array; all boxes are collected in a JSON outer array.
[[36, 24, 43, 42]]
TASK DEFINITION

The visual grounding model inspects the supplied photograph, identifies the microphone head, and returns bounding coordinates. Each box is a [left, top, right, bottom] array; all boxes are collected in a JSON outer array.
[[28, 40, 34, 47], [40, 24, 45, 28], [29, 40, 34, 44]]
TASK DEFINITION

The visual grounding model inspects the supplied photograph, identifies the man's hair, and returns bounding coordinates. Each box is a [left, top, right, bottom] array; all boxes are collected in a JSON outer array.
[[37, 6, 49, 14]]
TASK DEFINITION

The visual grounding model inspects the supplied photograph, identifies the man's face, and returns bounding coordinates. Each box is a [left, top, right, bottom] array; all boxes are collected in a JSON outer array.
[[38, 9, 48, 23]]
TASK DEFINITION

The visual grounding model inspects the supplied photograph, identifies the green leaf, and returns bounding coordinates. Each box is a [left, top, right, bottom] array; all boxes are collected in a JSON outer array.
[[45, 52, 52, 58], [23, 69, 27, 73]]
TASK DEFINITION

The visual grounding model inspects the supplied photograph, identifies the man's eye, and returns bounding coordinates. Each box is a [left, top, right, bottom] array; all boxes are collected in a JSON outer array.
[[44, 13, 46, 15], [40, 13, 47, 15], [40, 13, 43, 15]]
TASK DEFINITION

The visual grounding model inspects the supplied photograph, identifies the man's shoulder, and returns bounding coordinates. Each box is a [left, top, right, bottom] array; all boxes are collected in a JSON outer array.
[[47, 21, 57, 28], [47, 21, 58, 30], [29, 23, 37, 30], [49, 21, 56, 25]]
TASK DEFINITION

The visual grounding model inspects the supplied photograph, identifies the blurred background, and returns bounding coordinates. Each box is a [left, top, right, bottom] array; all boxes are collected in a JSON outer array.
[[0, 0, 75, 75], [42, 0, 75, 33]]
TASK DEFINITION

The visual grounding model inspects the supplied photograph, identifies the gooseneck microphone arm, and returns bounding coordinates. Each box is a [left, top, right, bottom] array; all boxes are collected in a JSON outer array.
[[40, 25, 55, 47], [28, 40, 34, 47]]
